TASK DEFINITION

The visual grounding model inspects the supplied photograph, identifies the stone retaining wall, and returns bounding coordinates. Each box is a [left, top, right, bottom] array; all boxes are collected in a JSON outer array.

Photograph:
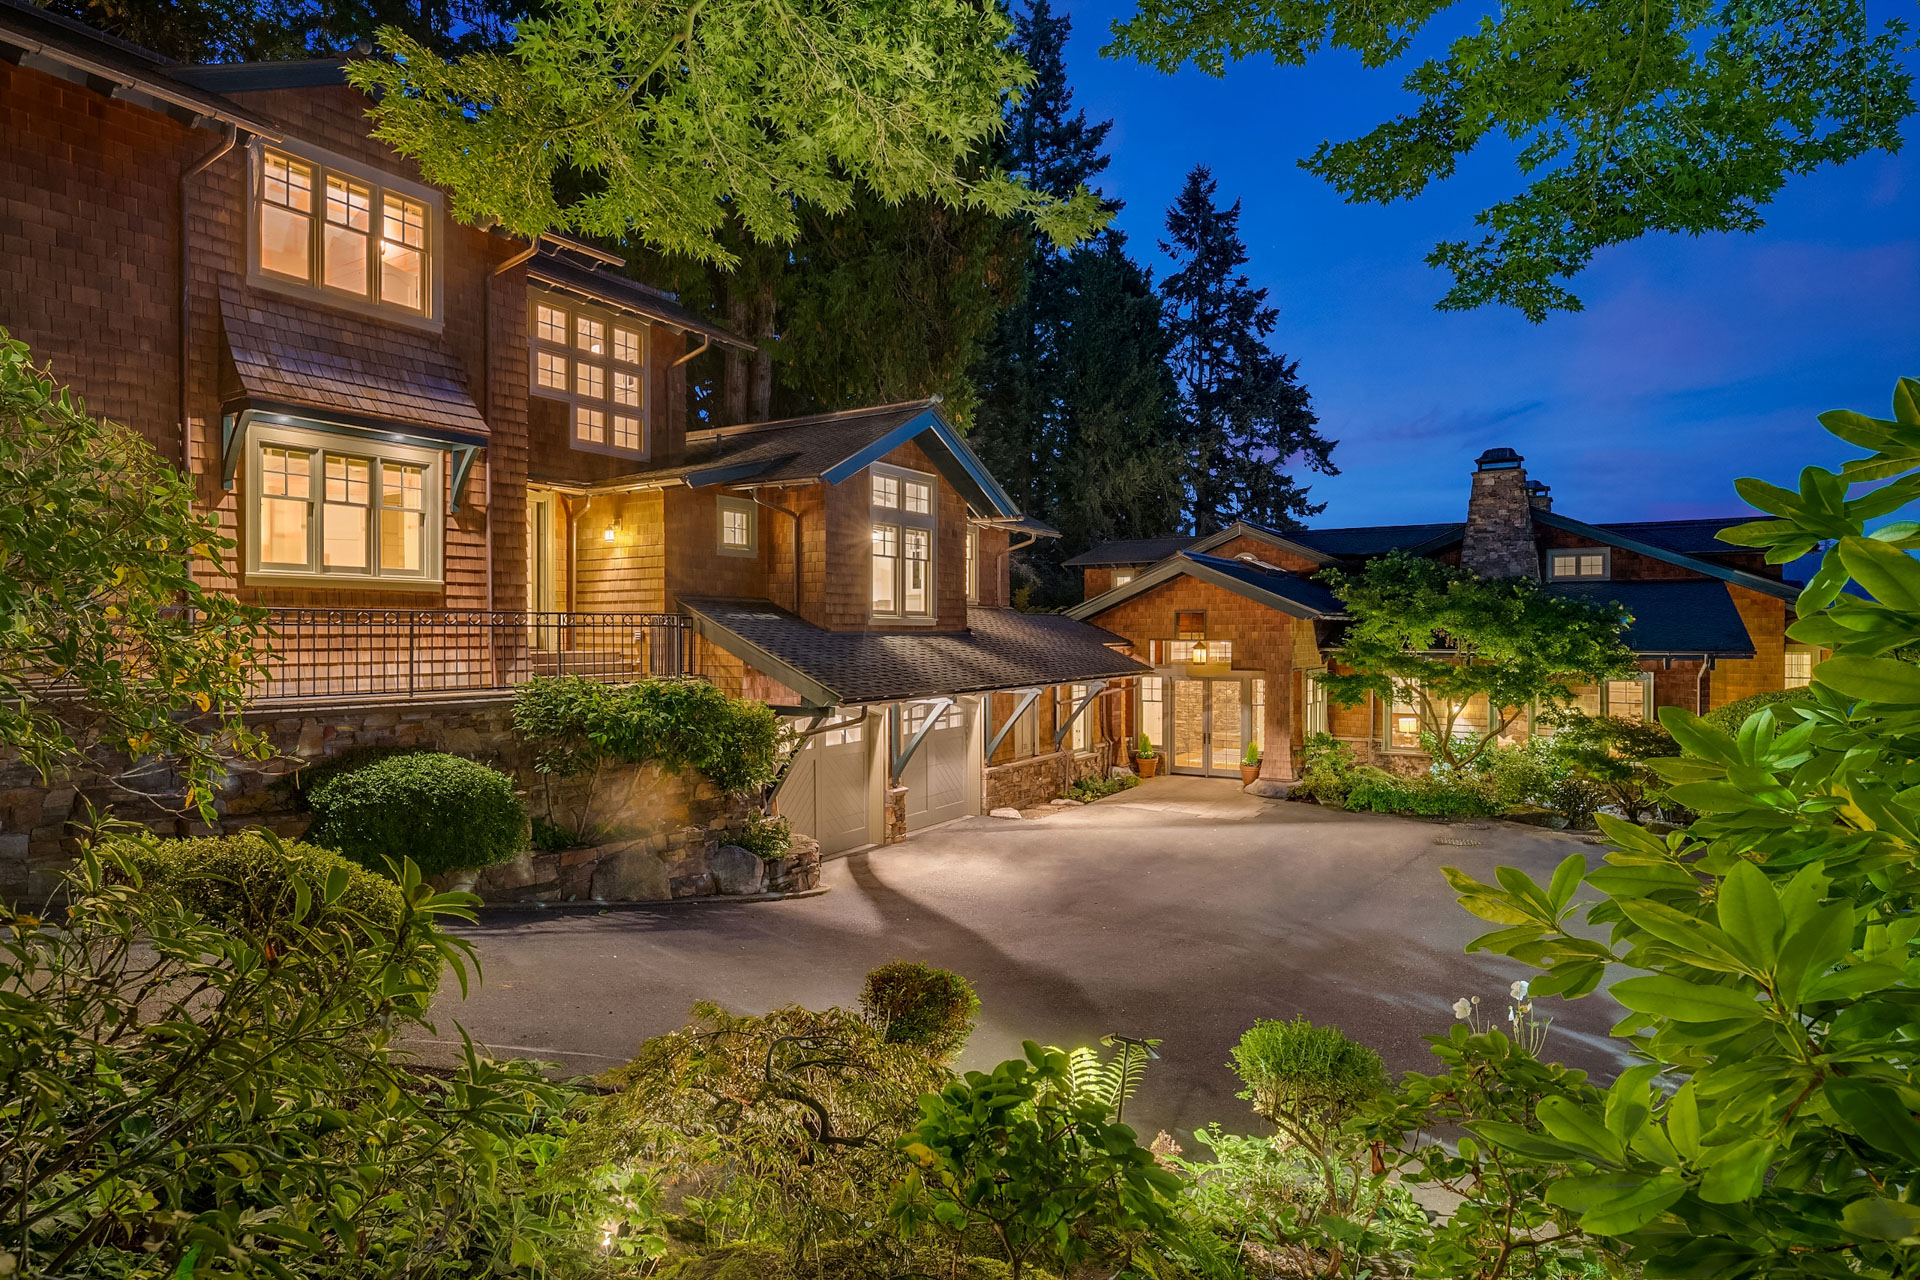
[[983, 744, 1113, 812], [0, 695, 763, 905]]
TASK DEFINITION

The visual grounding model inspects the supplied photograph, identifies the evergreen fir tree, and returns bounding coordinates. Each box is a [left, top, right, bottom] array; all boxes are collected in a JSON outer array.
[[1159, 166, 1336, 533]]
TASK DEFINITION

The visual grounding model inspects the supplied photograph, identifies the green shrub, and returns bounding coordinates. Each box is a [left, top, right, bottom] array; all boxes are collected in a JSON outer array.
[[1229, 1017, 1390, 1222], [1701, 685, 1815, 732], [858, 961, 980, 1060], [1289, 733, 1359, 806], [1543, 713, 1678, 823], [305, 751, 527, 878], [1344, 766, 1501, 819], [1136, 732, 1157, 760], [1242, 738, 1261, 767], [1066, 772, 1140, 802], [1481, 739, 1569, 808], [513, 676, 787, 800], [730, 810, 792, 861], [110, 829, 406, 938]]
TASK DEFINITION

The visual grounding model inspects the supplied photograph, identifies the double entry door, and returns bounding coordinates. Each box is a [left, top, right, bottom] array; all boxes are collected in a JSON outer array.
[[1166, 677, 1250, 777]]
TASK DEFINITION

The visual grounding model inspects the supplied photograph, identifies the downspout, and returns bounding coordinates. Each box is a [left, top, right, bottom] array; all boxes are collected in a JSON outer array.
[[180, 124, 238, 476], [994, 529, 1039, 606], [485, 235, 544, 615]]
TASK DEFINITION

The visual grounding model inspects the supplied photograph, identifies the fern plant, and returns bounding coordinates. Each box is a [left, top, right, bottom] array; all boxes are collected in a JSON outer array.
[[1046, 1034, 1161, 1123]]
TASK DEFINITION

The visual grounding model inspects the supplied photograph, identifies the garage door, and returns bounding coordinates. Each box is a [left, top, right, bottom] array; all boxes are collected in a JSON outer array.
[[901, 700, 971, 832], [776, 715, 872, 855]]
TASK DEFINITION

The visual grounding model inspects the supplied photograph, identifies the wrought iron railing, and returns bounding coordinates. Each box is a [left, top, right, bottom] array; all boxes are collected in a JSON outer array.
[[256, 609, 696, 703]]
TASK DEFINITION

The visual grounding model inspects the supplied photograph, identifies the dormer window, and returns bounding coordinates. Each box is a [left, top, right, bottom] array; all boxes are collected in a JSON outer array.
[[252, 144, 437, 320], [1548, 548, 1609, 580], [871, 463, 936, 621]]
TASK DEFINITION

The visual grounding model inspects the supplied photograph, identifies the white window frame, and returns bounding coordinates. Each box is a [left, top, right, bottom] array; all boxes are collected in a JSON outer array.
[[1784, 645, 1816, 689], [1560, 672, 1656, 723], [1059, 684, 1091, 752], [529, 292, 651, 460], [1547, 546, 1611, 580], [870, 462, 938, 622], [243, 422, 444, 586], [1112, 569, 1137, 588], [247, 139, 442, 326], [966, 525, 980, 603], [717, 495, 758, 557]]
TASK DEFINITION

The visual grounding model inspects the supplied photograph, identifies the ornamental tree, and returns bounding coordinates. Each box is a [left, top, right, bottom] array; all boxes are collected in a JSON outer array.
[[347, 0, 1111, 267], [1438, 377, 1920, 1278], [1106, 0, 1914, 321], [0, 333, 269, 818], [1315, 552, 1637, 768]]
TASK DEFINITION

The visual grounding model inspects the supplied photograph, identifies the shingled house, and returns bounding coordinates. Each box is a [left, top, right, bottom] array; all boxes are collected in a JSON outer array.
[[1066, 448, 1809, 783], [0, 0, 1146, 860]]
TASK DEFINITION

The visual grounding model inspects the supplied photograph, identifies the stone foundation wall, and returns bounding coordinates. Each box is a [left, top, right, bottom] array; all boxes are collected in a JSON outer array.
[[983, 744, 1112, 811], [0, 694, 755, 904]]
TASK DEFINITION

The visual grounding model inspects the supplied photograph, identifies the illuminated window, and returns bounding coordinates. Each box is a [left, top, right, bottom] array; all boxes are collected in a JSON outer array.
[[253, 145, 433, 315], [1561, 677, 1652, 722], [717, 496, 756, 555], [1059, 684, 1092, 751], [246, 426, 440, 582], [870, 464, 935, 619], [1548, 548, 1609, 580], [1139, 676, 1165, 750], [1112, 569, 1136, 588], [965, 526, 979, 602], [1784, 646, 1815, 688], [530, 294, 649, 457]]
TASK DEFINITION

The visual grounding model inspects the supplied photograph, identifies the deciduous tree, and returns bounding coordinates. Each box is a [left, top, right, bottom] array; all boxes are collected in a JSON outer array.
[[1316, 552, 1636, 768], [1108, 0, 1915, 320]]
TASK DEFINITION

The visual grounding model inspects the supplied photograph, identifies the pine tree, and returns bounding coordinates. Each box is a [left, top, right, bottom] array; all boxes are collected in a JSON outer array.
[[1159, 166, 1335, 534]]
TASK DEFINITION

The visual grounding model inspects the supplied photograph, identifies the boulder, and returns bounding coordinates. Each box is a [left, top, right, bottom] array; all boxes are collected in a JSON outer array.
[[709, 844, 766, 895], [1244, 779, 1291, 799], [590, 842, 673, 901], [989, 807, 1023, 820]]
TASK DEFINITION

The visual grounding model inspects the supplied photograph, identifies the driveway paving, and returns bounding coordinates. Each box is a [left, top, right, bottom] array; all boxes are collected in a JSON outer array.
[[418, 776, 1628, 1138]]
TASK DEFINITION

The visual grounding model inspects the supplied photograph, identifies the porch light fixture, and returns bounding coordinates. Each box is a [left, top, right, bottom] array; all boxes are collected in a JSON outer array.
[[1190, 640, 1209, 665], [603, 518, 620, 544]]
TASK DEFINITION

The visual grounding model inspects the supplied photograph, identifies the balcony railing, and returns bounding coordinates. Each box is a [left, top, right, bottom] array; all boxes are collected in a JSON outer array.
[[257, 609, 696, 704]]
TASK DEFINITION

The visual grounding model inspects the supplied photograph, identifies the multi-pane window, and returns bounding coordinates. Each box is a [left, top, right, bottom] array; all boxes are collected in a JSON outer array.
[[1548, 548, 1608, 579], [1784, 646, 1815, 688], [530, 295, 648, 457], [1112, 570, 1136, 588], [248, 427, 440, 582], [1251, 678, 1267, 754], [717, 496, 756, 556], [870, 464, 936, 620], [1057, 685, 1093, 751], [1139, 676, 1165, 751], [1563, 675, 1653, 723], [965, 526, 980, 602], [254, 146, 434, 316]]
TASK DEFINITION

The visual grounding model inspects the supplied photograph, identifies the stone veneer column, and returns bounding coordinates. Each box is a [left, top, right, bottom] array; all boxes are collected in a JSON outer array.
[[1460, 447, 1539, 579]]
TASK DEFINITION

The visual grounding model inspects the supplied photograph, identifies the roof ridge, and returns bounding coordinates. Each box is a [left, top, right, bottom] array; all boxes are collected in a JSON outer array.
[[690, 399, 940, 441]]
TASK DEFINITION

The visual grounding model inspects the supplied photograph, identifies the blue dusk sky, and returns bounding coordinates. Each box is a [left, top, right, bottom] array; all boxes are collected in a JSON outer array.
[[1060, 0, 1920, 530]]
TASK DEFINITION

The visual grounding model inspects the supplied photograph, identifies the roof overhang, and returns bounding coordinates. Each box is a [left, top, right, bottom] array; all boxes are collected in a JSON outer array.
[[684, 605, 841, 710], [1068, 551, 1344, 622], [1187, 521, 1345, 569], [526, 261, 758, 353], [817, 404, 1022, 520]]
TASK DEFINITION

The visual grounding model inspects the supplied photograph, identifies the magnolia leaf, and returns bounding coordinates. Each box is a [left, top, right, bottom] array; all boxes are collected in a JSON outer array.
[[1716, 860, 1784, 969], [1665, 1081, 1702, 1162], [1843, 1196, 1920, 1242], [1610, 975, 1763, 1024], [1547, 1172, 1687, 1235], [1838, 536, 1920, 610], [1814, 653, 1920, 705], [1539, 1096, 1626, 1162], [1697, 1138, 1773, 1203], [1824, 1079, 1920, 1164]]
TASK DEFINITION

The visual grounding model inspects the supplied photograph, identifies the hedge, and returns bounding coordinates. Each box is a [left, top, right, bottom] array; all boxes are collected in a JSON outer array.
[[1703, 687, 1816, 732], [109, 830, 408, 938]]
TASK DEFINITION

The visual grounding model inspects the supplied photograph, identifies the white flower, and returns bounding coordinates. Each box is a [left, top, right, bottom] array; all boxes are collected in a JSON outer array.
[[1510, 980, 1530, 1000], [1452, 998, 1474, 1020]]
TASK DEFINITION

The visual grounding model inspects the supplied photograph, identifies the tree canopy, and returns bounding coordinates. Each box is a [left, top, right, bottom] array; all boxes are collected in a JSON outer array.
[[1107, 0, 1915, 320], [348, 0, 1111, 266], [1316, 552, 1637, 767]]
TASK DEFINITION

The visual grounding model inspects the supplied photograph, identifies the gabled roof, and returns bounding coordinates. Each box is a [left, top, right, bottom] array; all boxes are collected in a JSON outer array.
[[1596, 517, 1755, 557], [683, 599, 1150, 708], [1290, 522, 1463, 557], [1535, 511, 1797, 601], [592, 400, 1026, 520], [1546, 580, 1757, 657], [0, 0, 281, 134], [1061, 534, 1196, 568], [1064, 520, 1467, 569], [1067, 550, 1345, 623], [527, 249, 756, 352]]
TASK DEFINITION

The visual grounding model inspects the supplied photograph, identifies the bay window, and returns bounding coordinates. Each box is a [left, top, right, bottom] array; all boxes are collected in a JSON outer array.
[[246, 424, 442, 584], [870, 463, 936, 621], [252, 144, 436, 319], [529, 293, 650, 458]]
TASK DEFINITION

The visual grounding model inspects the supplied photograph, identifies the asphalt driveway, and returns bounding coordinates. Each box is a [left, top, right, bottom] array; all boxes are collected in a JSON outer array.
[[418, 776, 1628, 1138]]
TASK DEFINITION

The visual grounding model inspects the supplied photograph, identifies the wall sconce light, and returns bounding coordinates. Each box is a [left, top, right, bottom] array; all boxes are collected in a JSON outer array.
[[603, 518, 620, 544], [1190, 640, 1210, 666]]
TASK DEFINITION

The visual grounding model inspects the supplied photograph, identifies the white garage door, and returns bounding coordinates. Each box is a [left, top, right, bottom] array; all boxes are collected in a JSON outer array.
[[901, 700, 970, 832], [776, 715, 872, 855]]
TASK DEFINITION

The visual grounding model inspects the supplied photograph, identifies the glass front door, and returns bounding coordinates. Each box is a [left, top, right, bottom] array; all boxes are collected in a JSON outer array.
[[1166, 677, 1248, 777]]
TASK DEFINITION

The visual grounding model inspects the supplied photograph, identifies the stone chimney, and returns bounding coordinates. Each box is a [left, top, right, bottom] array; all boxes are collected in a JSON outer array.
[[1527, 480, 1553, 512], [1461, 447, 1539, 578]]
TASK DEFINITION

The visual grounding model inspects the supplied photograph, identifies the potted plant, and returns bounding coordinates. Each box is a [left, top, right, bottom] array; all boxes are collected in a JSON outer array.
[[1135, 733, 1159, 779], [1240, 739, 1262, 785]]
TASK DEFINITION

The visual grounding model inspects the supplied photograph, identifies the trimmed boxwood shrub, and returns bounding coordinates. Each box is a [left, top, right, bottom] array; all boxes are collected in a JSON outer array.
[[513, 675, 785, 797], [858, 961, 980, 1061], [1703, 687, 1816, 732], [108, 829, 408, 938], [304, 751, 527, 878]]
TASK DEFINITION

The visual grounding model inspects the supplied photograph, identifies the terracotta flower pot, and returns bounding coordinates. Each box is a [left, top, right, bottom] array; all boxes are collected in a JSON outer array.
[[1241, 763, 1261, 785], [1137, 755, 1159, 779]]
